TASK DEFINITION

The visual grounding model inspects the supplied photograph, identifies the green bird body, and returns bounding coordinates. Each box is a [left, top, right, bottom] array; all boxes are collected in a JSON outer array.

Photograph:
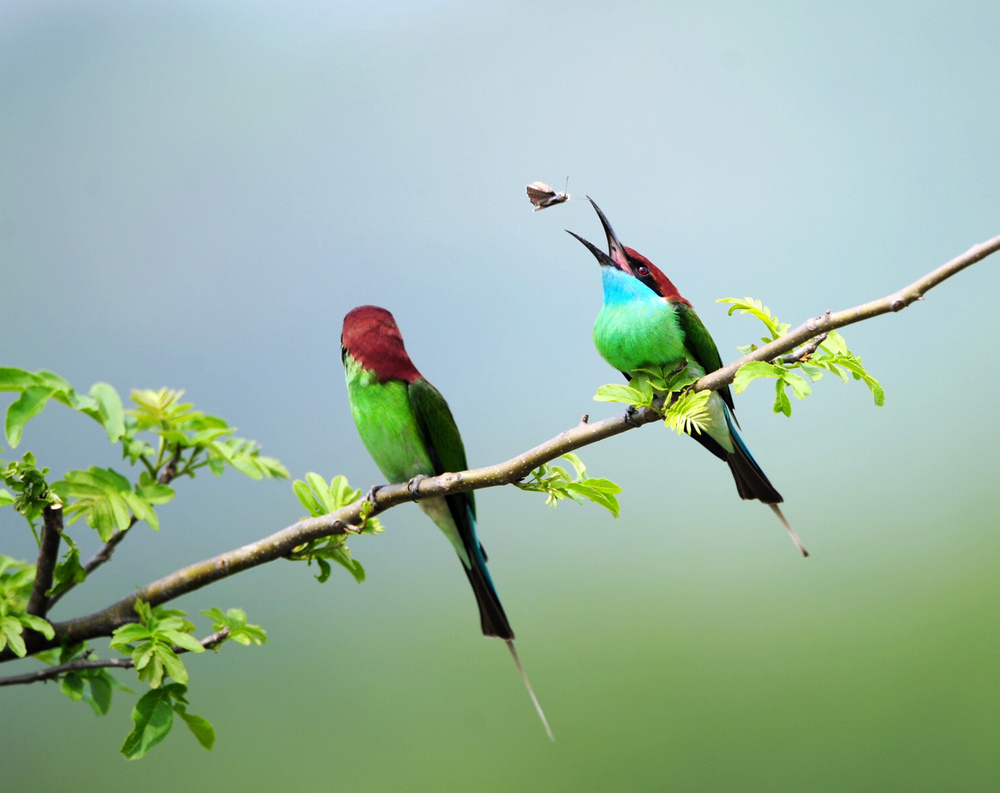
[[341, 305, 552, 738], [570, 200, 806, 556]]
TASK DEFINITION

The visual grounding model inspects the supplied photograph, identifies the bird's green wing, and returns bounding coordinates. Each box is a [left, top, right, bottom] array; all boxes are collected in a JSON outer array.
[[673, 301, 735, 412], [408, 377, 476, 523]]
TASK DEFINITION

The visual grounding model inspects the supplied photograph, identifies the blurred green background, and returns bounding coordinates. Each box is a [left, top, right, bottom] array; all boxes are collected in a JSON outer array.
[[3, 1, 1000, 790]]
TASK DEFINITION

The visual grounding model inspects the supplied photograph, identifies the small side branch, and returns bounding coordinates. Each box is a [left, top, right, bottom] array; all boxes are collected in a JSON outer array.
[[0, 628, 230, 687], [25, 506, 64, 618], [46, 519, 135, 611], [778, 333, 827, 365]]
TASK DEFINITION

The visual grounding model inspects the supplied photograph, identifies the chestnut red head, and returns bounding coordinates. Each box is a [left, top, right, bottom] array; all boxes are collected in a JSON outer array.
[[341, 305, 423, 382]]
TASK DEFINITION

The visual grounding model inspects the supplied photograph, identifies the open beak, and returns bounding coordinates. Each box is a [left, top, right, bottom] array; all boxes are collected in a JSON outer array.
[[566, 229, 618, 269], [586, 197, 629, 268], [566, 197, 630, 271]]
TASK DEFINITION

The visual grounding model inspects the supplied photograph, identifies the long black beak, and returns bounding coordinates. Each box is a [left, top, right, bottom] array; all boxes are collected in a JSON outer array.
[[566, 229, 619, 269], [585, 197, 628, 267], [566, 197, 629, 270]]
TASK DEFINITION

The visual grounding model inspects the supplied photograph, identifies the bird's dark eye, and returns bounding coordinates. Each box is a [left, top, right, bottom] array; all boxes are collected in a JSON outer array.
[[636, 265, 649, 276]]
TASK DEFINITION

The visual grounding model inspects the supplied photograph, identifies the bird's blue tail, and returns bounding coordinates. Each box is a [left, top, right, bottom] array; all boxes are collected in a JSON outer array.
[[723, 409, 783, 504]]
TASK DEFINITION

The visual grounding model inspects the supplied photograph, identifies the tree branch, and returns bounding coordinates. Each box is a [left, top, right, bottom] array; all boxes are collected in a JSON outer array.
[[695, 233, 1000, 394], [25, 505, 63, 618], [3, 232, 997, 662], [0, 628, 230, 687]]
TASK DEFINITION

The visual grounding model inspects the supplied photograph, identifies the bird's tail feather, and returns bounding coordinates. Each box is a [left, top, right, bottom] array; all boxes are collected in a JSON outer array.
[[462, 542, 514, 640], [464, 542, 554, 739], [723, 411, 809, 557], [507, 639, 554, 741], [723, 410, 783, 504]]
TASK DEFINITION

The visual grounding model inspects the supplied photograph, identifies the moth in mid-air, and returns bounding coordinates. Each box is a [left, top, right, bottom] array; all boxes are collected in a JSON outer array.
[[526, 180, 570, 211]]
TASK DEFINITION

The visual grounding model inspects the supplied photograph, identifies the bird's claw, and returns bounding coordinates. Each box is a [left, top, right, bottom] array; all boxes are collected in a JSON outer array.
[[624, 405, 642, 428], [407, 474, 428, 501], [363, 484, 382, 505]]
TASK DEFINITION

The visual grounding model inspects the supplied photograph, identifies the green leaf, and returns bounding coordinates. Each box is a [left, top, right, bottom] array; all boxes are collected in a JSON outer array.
[[663, 389, 712, 437], [88, 673, 114, 715], [0, 368, 42, 391], [5, 386, 56, 448], [111, 623, 153, 647], [732, 361, 781, 394], [306, 471, 338, 513], [593, 383, 647, 405], [820, 329, 849, 355], [718, 297, 790, 340], [783, 371, 812, 400], [201, 607, 268, 647], [61, 673, 85, 701], [515, 456, 622, 517], [329, 547, 366, 583], [562, 452, 587, 479], [121, 687, 176, 760], [136, 484, 174, 505], [176, 708, 215, 750], [18, 613, 55, 639], [157, 646, 189, 685], [47, 538, 86, 596], [566, 478, 622, 518], [293, 479, 322, 514], [0, 489, 13, 507], [160, 630, 206, 653], [774, 380, 792, 417], [56, 467, 142, 540], [0, 617, 27, 656], [89, 382, 125, 442]]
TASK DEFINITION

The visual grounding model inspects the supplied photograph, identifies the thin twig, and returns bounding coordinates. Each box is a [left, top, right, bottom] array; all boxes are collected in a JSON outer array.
[[45, 518, 136, 611], [3, 232, 998, 662], [778, 333, 828, 365], [0, 628, 230, 687]]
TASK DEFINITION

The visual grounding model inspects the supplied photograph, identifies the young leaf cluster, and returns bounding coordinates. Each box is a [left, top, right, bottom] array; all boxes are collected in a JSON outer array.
[[288, 473, 381, 583], [127, 387, 289, 482], [201, 607, 268, 647], [109, 601, 206, 689], [0, 556, 54, 657], [594, 365, 712, 437], [120, 683, 214, 761], [54, 468, 175, 540], [0, 453, 61, 536], [515, 453, 622, 517], [720, 298, 885, 416]]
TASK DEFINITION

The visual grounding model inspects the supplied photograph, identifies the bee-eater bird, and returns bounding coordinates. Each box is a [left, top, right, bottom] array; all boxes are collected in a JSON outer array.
[[568, 199, 808, 557], [341, 305, 553, 739]]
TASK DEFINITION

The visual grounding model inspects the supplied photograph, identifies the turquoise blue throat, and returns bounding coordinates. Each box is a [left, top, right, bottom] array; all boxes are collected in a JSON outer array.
[[593, 266, 688, 373]]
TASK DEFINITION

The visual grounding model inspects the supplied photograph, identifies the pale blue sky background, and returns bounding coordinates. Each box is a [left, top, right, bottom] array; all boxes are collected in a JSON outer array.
[[3, 2, 1000, 790]]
